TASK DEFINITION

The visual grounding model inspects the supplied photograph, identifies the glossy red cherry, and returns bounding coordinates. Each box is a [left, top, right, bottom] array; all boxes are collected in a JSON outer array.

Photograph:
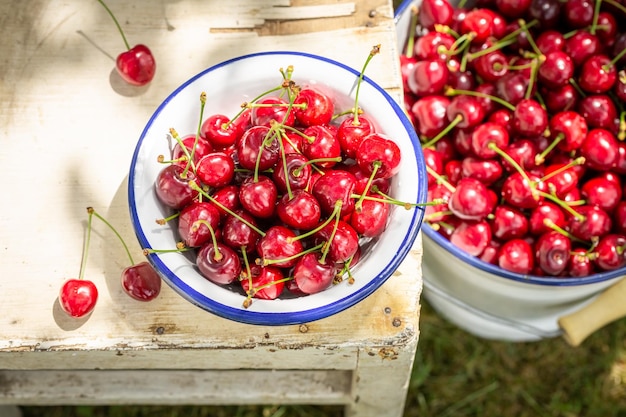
[[59, 279, 98, 318], [240, 265, 285, 300], [293, 253, 337, 295], [196, 243, 241, 285], [528, 202, 566, 236], [594, 234, 626, 271], [276, 190, 322, 231], [578, 54, 618, 94], [418, 0, 454, 30], [201, 114, 243, 149], [257, 226, 304, 269], [535, 231, 571, 276], [154, 164, 199, 210], [449, 219, 492, 257], [195, 152, 235, 188], [448, 178, 494, 220], [579, 128, 619, 170], [221, 209, 261, 254], [350, 197, 390, 238], [238, 175, 278, 219], [121, 261, 162, 301], [311, 169, 357, 218], [490, 205, 529, 240], [314, 220, 360, 264], [497, 238, 534, 274], [293, 87, 334, 126], [177, 201, 221, 248], [251, 96, 295, 127], [356, 133, 402, 180]]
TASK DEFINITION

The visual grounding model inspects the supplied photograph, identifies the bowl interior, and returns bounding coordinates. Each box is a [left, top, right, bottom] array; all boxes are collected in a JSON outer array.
[[128, 51, 427, 325]]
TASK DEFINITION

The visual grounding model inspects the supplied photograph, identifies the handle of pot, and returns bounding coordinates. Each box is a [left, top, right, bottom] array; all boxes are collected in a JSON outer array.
[[558, 278, 626, 347]]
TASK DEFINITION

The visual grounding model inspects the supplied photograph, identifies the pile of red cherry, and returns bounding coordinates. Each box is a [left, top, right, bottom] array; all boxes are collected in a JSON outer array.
[[401, 0, 626, 277], [152, 63, 406, 306]]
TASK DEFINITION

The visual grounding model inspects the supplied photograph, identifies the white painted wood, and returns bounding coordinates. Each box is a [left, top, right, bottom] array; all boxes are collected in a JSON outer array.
[[0, 1, 422, 416]]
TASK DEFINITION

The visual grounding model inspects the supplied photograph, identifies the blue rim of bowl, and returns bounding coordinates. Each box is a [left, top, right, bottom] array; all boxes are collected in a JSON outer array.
[[392, 2, 626, 288], [422, 205, 626, 287], [128, 50, 428, 325]]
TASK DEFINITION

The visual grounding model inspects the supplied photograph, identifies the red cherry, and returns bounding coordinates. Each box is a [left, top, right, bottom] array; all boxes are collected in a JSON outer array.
[[529, 202, 566, 236], [201, 114, 242, 149], [578, 54, 618, 94], [497, 238, 534, 274], [579, 128, 619, 170], [489, 205, 529, 240], [356, 134, 402, 180], [257, 226, 304, 269], [350, 197, 390, 238], [569, 248, 595, 277], [196, 243, 241, 285], [276, 190, 322, 231], [336, 115, 376, 159], [195, 152, 235, 188], [59, 279, 98, 318], [177, 201, 221, 248], [314, 220, 360, 264], [301, 125, 341, 168], [251, 96, 295, 127], [311, 169, 357, 218], [581, 176, 622, 213], [418, 0, 455, 30], [293, 253, 337, 295], [594, 234, 626, 271], [221, 209, 261, 254], [569, 205, 612, 241], [240, 265, 285, 300], [293, 87, 334, 126], [535, 231, 571, 276], [449, 219, 492, 257], [238, 175, 277, 219], [512, 99, 548, 137], [411, 95, 451, 138], [237, 125, 280, 171], [448, 178, 494, 220], [172, 135, 213, 168], [154, 164, 199, 210], [121, 261, 162, 301], [116, 44, 156, 86]]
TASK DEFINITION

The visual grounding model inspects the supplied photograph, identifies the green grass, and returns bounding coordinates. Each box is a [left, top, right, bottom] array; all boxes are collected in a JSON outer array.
[[20, 300, 626, 417]]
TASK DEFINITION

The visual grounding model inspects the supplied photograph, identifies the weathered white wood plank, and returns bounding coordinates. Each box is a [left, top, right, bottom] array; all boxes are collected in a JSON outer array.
[[0, 370, 352, 405]]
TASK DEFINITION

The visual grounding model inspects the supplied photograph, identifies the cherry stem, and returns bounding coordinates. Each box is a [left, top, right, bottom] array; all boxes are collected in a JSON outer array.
[[240, 246, 253, 292], [189, 180, 266, 237], [606, 46, 626, 71], [487, 142, 535, 188], [354, 161, 381, 211], [421, 113, 463, 148], [544, 218, 588, 245], [568, 78, 587, 98], [277, 131, 294, 200], [540, 157, 586, 182], [88, 207, 135, 265], [185, 92, 207, 177], [155, 211, 180, 225], [261, 243, 325, 267], [603, 0, 626, 15], [192, 219, 221, 259], [425, 165, 456, 193], [293, 157, 342, 177], [358, 192, 445, 210], [78, 208, 96, 280], [351, 44, 381, 126], [445, 87, 516, 111], [169, 128, 196, 176], [537, 191, 585, 221], [96, 0, 131, 51], [535, 132, 564, 165], [404, 6, 419, 58], [590, 0, 602, 35], [289, 201, 343, 243], [254, 123, 282, 182]]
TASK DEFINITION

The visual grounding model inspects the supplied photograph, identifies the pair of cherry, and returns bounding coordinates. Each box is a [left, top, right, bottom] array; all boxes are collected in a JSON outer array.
[[59, 208, 162, 318], [404, 0, 626, 277]]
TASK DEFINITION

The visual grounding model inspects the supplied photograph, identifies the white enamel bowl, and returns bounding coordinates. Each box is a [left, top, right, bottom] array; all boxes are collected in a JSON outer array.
[[128, 51, 427, 325], [395, 1, 626, 341]]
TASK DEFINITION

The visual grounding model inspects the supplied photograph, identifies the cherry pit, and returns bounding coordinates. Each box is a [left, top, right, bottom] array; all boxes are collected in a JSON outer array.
[[402, 0, 626, 277]]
